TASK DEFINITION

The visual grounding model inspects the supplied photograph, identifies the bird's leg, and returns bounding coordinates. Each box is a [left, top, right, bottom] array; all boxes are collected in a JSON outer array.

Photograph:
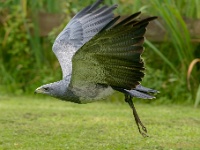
[[125, 94, 148, 137]]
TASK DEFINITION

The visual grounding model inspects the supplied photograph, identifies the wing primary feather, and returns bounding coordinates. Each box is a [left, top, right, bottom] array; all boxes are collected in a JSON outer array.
[[87, 0, 104, 12], [84, 14, 115, 36], [72, 0, 104, 20], [133, 17, 157, 26], [92, 6, 108, 14], [114, 12, 141, 27], [98, 4, 118, 16], [72, 6, 91, 19], [99, 16, 120, 32], [81, 4, 117, 22]]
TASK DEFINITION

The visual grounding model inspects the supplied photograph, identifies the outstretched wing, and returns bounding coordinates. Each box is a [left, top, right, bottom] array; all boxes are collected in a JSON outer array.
[[52, 0, 117, 78], [70, 13, 157, 90]]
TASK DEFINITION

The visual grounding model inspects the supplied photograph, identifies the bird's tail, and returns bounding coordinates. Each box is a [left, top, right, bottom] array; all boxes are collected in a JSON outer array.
[[124, 85, 158, 99], [113, 85, 158, 99]]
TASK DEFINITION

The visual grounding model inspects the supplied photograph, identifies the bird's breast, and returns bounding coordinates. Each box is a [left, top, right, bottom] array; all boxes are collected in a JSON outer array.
[[68, 84, 114, 104]]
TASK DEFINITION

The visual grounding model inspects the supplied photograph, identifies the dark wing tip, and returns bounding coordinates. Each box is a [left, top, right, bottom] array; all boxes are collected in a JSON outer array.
[[90, 0, 118, 11], [113, 4, 118, 8], [114, 12, 142, 28], [144, 16, 158, 22], [89, 0, 103, 10], [99, 16, 120, 32]]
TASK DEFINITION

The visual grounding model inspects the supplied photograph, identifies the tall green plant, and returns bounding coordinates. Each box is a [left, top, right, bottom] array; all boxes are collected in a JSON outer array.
[[144, 0, 198, 103], [150, 0, 193, 66], [175, 0, 200, 19]]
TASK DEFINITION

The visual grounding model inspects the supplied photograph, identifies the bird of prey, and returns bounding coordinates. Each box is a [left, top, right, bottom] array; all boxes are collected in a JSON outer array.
[[35, 0, 158, 137]]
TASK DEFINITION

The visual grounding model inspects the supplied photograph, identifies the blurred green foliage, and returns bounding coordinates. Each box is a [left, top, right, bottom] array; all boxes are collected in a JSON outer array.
[[0, 0, 200, 105], [0, 1, 34, 93]]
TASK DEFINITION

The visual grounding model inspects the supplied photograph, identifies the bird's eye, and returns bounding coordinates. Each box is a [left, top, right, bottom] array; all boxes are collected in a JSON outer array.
[[43, 87, 49, 91]]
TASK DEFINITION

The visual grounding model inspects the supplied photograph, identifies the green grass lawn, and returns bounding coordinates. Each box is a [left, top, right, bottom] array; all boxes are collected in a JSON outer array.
[[0, 96, 200, 150]]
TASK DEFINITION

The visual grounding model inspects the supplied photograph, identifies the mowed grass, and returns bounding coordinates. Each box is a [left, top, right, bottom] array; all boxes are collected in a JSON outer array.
[[0, 96, 200, 150]]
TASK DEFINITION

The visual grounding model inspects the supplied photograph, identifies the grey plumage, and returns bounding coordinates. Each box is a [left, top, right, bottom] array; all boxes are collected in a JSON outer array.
[[35, 0, 158, 137], [52, 2, 117, 78]]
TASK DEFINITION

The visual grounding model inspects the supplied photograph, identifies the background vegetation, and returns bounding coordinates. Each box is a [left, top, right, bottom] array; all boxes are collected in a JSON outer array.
[[0, 0, 200, 106]]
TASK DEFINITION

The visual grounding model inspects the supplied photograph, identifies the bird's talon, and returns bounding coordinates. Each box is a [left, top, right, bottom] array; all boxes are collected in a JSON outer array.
[[142, 132, 149, 138], [142, 126, 147, 133]]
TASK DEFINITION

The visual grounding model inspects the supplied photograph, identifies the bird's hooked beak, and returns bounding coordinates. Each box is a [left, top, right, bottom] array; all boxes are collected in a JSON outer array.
[[34, 87, 44, 94]]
